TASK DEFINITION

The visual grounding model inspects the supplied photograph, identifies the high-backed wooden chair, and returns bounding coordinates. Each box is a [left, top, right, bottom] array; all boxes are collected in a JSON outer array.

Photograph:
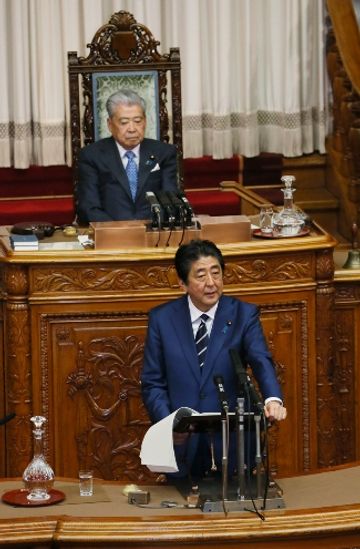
[[68, 10, 248, 221], [68, 10, 183, 212]]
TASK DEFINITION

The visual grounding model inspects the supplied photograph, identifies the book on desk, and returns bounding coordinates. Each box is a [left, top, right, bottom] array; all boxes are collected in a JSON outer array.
[[9, 233, 39, 251]]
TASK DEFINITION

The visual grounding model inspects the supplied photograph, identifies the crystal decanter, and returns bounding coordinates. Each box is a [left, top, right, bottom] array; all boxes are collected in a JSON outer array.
[[22, 416, 55, 501], [272, 175, 305, 237]]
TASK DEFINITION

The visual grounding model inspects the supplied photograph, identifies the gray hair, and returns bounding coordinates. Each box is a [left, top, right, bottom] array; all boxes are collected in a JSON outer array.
[[106, 89, 146, 118]]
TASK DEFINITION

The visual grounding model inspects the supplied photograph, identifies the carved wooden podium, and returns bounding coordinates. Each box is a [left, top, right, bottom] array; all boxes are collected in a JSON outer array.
[[0, 221, 337, 483]]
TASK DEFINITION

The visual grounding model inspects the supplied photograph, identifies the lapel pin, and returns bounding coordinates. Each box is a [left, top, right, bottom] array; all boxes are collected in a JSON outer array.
[[222, 321, 232, 334], [146, 155, 156, 166]]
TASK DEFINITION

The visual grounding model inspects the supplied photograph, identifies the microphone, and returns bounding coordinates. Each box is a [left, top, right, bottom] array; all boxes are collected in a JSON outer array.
[[0, 412, 15, 426], [177, 192, 195, 227], [229, 349, 264, 414], [155, 191, 176, 229], [167, 191, 185, 227], [145, 191, 161, 229], [213, 375, 229, 412], [173, 407, 194, 432]]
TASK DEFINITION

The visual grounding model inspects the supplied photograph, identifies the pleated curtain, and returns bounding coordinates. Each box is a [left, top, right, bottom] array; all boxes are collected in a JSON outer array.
[[0, 0, 329, 167]]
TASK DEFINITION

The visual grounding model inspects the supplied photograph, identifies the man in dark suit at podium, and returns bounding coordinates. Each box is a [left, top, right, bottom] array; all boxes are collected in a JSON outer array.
[[141, 239, 287, 479], [77, 89, 179, 224]]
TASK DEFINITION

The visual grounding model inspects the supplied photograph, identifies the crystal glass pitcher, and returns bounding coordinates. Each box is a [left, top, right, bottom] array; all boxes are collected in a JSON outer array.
[[272, 175, 305, 236], [22, 416, 55, 501]]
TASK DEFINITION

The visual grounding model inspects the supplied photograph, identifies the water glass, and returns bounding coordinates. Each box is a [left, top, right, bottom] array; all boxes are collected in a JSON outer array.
[[259, 206, 274, 234], [79, 469, 93, 496]]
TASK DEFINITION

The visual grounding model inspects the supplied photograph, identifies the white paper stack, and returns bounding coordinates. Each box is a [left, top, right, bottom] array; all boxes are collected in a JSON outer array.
[[140, 407, 197, 473]]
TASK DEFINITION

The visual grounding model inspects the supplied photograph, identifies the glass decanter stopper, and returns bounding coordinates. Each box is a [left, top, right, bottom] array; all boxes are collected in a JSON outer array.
[[272, 175, 305, 236], [22, 416, 55, 501]]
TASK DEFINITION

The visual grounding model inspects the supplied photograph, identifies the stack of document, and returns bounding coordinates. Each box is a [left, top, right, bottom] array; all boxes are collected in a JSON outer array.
[[9, 234, 39, 251], [140, 407, 197, 473]]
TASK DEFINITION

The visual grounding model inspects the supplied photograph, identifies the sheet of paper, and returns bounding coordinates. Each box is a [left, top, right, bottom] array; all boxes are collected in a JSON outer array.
[[140, 410, 178, 472], [140, 407, 196, 473]]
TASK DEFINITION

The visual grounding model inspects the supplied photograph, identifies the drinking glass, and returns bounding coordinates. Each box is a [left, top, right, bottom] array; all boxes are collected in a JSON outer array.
[[259, 206, 274, 234], [79, 470, 93, 496]]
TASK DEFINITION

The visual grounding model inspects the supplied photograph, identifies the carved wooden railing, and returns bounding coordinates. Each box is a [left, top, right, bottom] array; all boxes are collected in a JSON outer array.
[[326, 0, 360, 240]]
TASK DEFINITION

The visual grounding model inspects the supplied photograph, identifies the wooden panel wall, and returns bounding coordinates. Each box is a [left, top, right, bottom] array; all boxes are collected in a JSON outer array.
[[334, 282, 360, 462]]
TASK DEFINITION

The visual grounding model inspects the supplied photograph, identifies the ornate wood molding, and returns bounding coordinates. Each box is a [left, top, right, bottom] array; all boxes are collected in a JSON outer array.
[[32, 264, 178, 294], [38, 311, 155, 482], [225, 255, 312, 284], [5, 301, 32, 476]]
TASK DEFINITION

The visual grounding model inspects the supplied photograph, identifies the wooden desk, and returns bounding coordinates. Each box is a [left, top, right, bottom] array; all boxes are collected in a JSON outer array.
[[1, 467, 360, 548], [0, 224, 337, 481]]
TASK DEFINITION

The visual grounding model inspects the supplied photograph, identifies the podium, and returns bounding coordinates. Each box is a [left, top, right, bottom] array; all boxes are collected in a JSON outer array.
[[174, 407, 285, 513], [90, 215, 251, 249]]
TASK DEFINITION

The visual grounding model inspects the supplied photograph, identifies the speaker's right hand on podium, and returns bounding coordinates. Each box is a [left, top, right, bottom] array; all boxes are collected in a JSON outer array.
[[265, 400, 287, 422]]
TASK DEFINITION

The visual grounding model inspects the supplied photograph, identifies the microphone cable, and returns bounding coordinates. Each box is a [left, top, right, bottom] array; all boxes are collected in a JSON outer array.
[[178, 205, 186, 246], [261, 415, 271, 510], [155, 191, 175, 246], [166, 215, 174, 247], [167, 191, 186, 246], [166, 195, 176, 247], [243, 385, 265, 521], [155, 211, 161, 247]]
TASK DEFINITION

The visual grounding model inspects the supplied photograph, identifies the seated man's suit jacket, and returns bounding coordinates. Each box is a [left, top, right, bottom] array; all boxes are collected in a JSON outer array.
[[141, 294, 283, 477], [77, 136, 178, 223]]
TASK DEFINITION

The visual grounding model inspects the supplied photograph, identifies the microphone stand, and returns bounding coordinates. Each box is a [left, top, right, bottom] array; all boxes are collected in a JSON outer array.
[[231, 353, 263, 503], [213, 375, 230, 507], [254, 414, 262, 498], [155, 209, 162, 247], [235, 396, 246, 500], [221, 406, 229, 505]]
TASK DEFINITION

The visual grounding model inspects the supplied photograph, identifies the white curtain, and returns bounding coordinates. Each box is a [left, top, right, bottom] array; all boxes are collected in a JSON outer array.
[[0, 0, 328, 167]]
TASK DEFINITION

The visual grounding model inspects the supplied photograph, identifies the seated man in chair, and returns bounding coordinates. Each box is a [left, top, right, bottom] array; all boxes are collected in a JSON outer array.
[[77, 89, 179, 224]]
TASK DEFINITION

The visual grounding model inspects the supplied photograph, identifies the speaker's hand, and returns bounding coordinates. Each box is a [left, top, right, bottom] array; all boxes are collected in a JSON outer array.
[[264, 401, 287, 422]]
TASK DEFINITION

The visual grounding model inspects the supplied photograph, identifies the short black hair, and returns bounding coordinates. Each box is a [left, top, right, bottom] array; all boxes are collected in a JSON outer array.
[[175, 239, 225, 284]]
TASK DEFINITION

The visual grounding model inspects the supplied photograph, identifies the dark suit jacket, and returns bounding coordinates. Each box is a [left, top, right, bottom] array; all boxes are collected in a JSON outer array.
[[77, 137, 178, 223], [141, 294, 282, 476]]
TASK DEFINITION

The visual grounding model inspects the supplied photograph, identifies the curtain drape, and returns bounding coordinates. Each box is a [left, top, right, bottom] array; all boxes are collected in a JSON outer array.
[[0, 0, 328, 167]]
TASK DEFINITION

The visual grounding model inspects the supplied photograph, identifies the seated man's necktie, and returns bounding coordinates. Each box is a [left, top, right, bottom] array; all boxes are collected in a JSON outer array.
[[195, 313, 209, 369], [125, 150, 138, 201]]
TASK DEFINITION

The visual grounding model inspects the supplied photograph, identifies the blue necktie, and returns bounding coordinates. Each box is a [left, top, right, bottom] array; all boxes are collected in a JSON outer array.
[[125, 150, 138, 201], [195, 313, 209, 369]]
